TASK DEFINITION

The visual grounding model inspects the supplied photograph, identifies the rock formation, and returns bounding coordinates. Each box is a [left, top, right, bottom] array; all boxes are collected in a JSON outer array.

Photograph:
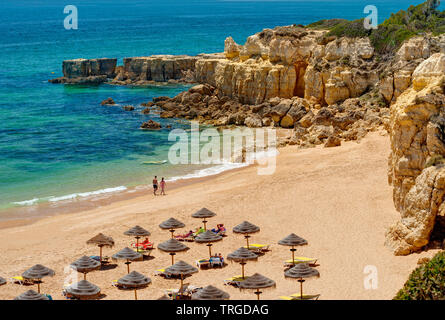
[[49, 58, 117, 84], [386, 53, 445, 255]]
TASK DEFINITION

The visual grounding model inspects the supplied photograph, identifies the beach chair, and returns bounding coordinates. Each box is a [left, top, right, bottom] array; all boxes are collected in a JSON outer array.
[[211, 224, 227, 236], [193, 227, 205, 237], [244, 244, 271, 253], [223, 275, 249, 288], [90, 255, 110, 264], [196, 259, 211, 269], [155, 268, 184, 279], [284, 257, 318, 268], [289, 293, 320, 300], [10, 276, 34, 286], [210, 257, 224, 268], [175, 231, 195, 242]]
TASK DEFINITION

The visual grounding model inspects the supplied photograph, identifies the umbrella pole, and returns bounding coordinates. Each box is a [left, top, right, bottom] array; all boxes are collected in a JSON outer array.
[[240, 261, 246, 279], [134, 289, 138, 300], [170, 253, 175, 265], [37, 282, 41, 294], [169, 229, 175, 238], [126, 260, 131, 273], [84, 273, 86, 280], [290, 247, 296, 266], [136, 236, 140, 252], [207, 243, 212, 258], [245, 235, 250, 249], [255, 289, 262, 300], [298, 278, 305, 299], [99, 245, 103, 264], [203, 219, 207, 231], [180, 274, 184, 299]]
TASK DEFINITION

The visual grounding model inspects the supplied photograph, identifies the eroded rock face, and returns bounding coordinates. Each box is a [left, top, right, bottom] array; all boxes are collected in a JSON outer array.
[[386, 53, 445, 255], [194, 27, 380, 106]]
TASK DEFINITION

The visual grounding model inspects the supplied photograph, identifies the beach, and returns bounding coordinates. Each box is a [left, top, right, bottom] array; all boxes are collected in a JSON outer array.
[[0, 131, 437, 300]]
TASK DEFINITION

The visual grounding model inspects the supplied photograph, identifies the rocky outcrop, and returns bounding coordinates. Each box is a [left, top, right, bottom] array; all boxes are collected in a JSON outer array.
[[49, 58, 117, 84], [111, 55, 197, 85], [140, 120, 161, 130], [194, 26, 381, 106], [386, 53, 445, 255]]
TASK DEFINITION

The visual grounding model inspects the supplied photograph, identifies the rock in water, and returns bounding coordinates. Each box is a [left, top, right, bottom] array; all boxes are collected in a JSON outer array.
[[141, 120, 161, 130], [101, 97, 115, 105], [123, 105, 135, 111]]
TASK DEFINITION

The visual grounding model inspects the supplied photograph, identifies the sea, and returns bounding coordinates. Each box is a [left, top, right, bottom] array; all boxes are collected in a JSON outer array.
[[0, 0, 434, 219]]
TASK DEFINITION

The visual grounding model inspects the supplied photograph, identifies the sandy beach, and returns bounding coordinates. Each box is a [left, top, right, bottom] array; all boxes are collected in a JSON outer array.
[[0, 131, 437, 300]]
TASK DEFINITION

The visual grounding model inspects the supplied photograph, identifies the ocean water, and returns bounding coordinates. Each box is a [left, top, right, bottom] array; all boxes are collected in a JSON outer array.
[[0, 0, 431, 213]]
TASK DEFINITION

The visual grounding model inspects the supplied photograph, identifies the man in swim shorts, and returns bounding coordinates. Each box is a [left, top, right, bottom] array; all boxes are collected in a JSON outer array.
[[153, 176, 158, 196]]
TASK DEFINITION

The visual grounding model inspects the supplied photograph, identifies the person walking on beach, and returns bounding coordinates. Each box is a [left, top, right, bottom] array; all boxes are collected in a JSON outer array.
[[160, 177, 166, 196], [153, 176, 158, 196]]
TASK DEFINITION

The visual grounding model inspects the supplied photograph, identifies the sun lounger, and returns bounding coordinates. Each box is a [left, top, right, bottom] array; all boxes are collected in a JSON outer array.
[[284, 257, 318, 267], [132, 242, 154, 250], [243, 244, 271, 253], [154, 268, 184, 279], [196, 257, 224, 269], [224, 275, 249, 288], [278, 294, 320, 300], [10, 276, 34, 286], [90, 255, 110, 264]]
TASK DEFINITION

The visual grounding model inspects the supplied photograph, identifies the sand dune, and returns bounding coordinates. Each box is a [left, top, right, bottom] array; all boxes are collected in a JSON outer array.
[[0, 131, 437, 300]]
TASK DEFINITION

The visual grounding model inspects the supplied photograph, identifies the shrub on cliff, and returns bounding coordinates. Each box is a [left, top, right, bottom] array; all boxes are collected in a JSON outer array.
[[394, 251, 445, 300], [307, 0, 445, 54]]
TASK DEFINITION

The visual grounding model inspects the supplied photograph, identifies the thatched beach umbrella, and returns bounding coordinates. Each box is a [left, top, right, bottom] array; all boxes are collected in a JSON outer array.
[[0, 277, 6, 286], [112, 247, 142, 273], [192, 285, 230, 300], [157, 239, 190, 265], [70, 256, 101, 280], [117, 271, 152, 300], [284, 263, 320, 299], [227, 247, 258, 279], [86, 233, 115, 264], [239, 273, 276, 300], [65, 280, 101, 300], [192, 208, 216, 230], [124, 225, 151, 250], [14, 290, 49, 300], [164, 261, 198, 296], [22, 264, 55, 293], [159, 217, 185, 238], [195, 230, 222, 258], [233, 221, 260, 249], [278, 233, 308, 266]]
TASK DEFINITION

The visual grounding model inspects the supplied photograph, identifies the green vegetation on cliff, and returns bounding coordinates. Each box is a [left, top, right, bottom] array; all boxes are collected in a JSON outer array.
[[307, 0, 445, 53], [394, 251, 445, 300]]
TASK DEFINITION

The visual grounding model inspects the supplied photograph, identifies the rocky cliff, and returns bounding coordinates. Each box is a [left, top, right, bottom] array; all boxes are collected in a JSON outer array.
[[386, 53, 445, 255]]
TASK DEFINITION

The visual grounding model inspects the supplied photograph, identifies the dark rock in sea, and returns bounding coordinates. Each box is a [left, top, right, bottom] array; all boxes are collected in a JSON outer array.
[[141, 107, 151, 114], [101, 97, 116, 105], [123, 105, 135, 111], [141, 120, 162, 130]]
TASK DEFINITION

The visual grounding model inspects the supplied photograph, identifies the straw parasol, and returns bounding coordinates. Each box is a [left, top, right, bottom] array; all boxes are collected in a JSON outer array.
[[284, 263, 320, 299], [124, 225, 151, 250], [117, 271, 152, 300], [192, 208, 217, 230], [0, 277, 6, 286], [157, 238, 190, 265], [159, 217, 185, 238], [14, 290, 49, 300], [164, 261, 198, 296], [65, 280, 101, 300], [22, 264, 55, 293], [233, 221, 260, 249], [112, 247, 142, 273], [70, 256, 101, 280], [192, 285, 230, 300], [86, 233, 115, 264], [239, 273, 276, 300], [194, 230, 222, 258], [226, 247, 258, 279], [278, 233, 308, 266]]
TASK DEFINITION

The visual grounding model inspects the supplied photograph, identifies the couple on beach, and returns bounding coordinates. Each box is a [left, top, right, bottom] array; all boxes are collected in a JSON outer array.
[[152, 176, 166, 196]]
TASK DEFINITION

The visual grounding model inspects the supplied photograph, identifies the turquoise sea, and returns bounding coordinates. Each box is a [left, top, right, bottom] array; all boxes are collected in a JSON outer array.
[[0, 0, 432, 215]]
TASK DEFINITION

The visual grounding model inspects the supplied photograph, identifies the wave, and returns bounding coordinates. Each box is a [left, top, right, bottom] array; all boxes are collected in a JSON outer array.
[[12, 186, 127, 207]]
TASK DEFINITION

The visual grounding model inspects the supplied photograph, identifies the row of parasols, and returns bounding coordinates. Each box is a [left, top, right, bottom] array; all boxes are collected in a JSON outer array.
[[1, 208, 320, 300]]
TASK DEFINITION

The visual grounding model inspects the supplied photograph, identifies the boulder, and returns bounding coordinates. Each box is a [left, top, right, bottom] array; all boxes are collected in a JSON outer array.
[[324, 135, 341, 148], [101, 97, 115, 105], [140, 120, 162, 130]]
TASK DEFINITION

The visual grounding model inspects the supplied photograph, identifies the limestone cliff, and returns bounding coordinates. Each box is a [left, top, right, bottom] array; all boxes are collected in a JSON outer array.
[[386, 53, 445, 255]]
